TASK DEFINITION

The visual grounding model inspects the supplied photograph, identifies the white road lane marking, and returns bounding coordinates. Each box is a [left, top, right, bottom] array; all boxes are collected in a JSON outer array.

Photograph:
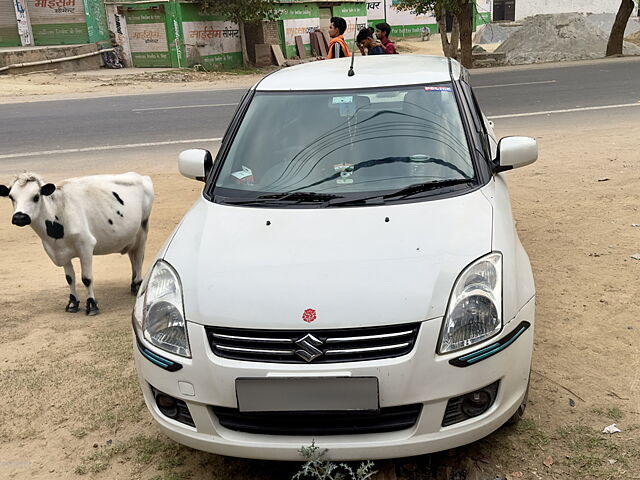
[[489, 102, 640, 119], [132, 103, 238, 112], [0, 138, 223, 160], [475, 80, 557, 89]]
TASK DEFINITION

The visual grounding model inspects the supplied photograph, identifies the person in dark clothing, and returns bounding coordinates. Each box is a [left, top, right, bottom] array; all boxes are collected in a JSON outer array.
[[356, 27, 385, 55], [375, 22, 398, 54], [327, 17, 351, 59]]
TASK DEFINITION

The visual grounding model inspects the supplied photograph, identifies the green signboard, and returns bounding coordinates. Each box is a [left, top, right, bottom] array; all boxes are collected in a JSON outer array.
[[0, 26, 21, 47], [83, 0, 109, 45], [31, 23, 88, 44], [333, 3, 366, 18], [179, 2, 242, 68], [278, 3, 318, 20]]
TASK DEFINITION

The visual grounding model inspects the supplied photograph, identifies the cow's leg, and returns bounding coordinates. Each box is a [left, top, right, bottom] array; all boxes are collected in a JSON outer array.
[[128, 249, 144, 295], [79, 251, 99, 316], [63, 262, 80, 313], [129, 224, 148, 295]]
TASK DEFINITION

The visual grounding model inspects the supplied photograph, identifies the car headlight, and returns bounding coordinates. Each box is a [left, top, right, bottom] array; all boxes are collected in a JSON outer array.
[[142, 260, 191, 358], [438, 252, 502, 354]]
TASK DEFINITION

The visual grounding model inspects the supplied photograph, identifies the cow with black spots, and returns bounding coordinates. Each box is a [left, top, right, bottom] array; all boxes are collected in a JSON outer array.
[[0, 172, 154, 315]]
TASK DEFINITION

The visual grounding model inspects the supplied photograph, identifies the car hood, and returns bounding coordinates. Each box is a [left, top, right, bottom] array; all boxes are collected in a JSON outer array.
[[164, 189, 493, 329]]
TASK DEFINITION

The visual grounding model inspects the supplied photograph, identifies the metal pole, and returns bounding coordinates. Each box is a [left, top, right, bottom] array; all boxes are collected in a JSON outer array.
[[384, 0, 387, 22], [0, 48, 115, 73]]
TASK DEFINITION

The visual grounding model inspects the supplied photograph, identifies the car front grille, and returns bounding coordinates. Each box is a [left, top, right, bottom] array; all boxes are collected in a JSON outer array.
[[204, 323, 420, 364], [211, 404, 422, 435]]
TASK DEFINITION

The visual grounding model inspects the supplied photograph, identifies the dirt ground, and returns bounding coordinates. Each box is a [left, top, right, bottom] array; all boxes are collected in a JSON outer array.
[[1, 59, 640, 480]]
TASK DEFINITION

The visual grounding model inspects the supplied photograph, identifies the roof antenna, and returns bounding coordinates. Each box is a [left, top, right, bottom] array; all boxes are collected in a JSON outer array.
[[348, 17, 358, 77]]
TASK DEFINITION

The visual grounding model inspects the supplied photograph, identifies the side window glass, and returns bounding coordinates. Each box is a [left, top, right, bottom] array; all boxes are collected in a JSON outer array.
[[460, 82, 492, 160], [460, 82, 483, 134]]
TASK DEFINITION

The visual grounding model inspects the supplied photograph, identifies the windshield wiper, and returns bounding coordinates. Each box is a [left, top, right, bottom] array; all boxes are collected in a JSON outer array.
[[384, 178, 475, 199], [328, 178, 474, 207], [219, 191, 340, 206], [257, 191, 339, 203]]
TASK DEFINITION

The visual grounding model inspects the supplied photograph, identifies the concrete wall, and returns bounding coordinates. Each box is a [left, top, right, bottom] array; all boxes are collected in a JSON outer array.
[[0, 43, 102, 72], [515, 0, 631, 21], [244, 21, 278, 64]]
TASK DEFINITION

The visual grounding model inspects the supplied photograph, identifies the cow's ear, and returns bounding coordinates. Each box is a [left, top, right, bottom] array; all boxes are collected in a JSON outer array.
[[0, 185, 9, 197], [40, 183, 56, 196]]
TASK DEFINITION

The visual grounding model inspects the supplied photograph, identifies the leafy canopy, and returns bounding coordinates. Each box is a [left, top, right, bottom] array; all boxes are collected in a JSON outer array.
[[394, 0, 466, 17], [197, 0, 282, 23]]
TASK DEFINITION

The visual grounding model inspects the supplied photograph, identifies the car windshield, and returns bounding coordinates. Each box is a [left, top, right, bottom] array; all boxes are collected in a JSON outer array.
[[212, 84, 476, 206]]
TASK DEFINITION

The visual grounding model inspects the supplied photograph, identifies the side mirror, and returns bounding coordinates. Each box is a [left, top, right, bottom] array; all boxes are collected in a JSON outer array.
[[178, 149, 214, 182], [494, 136, 537, 173]]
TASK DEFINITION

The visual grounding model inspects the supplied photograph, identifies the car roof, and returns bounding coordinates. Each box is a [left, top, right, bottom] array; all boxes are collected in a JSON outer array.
[[255, 55, 459, 91]]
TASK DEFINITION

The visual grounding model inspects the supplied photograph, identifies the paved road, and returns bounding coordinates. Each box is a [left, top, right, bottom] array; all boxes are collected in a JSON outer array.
[[1, 57, 639, 160], [470, 57, 640, 117]]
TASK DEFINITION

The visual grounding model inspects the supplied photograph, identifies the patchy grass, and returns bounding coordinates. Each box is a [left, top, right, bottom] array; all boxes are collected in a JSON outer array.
[[151, 473, 193, 480], [514, 417, 549, 450], [591, 406, 625, 421], [74, 434, 192, 477], [0, 308, 143, 443], [555, 423, 637, 477]]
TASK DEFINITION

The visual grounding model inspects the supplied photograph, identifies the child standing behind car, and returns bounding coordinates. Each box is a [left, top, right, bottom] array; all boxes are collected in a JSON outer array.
[[375, 22, 398, 54], [357, 27, 385, 55]]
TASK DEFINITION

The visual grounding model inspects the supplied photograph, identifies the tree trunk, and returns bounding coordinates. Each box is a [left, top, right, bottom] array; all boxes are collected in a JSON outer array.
[[450, 16, 460, 58], [606, 0, 634, 56], [239, 19, 250, 66], [457, 0, 473, 68], [437, 10, 458, 59]]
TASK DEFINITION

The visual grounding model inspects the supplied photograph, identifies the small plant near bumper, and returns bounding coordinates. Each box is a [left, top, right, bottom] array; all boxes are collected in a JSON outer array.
[[293, 442, 376, 480]]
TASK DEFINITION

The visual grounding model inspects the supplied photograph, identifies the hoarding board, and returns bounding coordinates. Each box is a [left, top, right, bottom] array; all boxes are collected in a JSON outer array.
[[26, 0, 88, 44], [125, 9, 170, 67], [179, 4, 242, 68]]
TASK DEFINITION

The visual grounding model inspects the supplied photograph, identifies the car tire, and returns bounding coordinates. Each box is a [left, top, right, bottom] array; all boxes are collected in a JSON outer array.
[[506, 373, 530, 425]]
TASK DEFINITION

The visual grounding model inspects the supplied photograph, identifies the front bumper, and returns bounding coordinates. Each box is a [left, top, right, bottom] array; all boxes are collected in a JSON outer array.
[[133, 298, 534, 461]]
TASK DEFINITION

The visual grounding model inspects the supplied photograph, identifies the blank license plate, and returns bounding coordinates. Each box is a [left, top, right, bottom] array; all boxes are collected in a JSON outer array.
[[236, 377, 379, 412]]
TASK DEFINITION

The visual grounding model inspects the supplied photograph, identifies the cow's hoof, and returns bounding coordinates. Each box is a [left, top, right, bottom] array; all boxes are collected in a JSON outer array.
[[86, 298, 99, 316], [65, 294, 80, 313], [131, 280, 142, 296]]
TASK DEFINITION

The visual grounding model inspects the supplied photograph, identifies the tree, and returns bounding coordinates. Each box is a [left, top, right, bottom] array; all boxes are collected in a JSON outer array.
[[395, 0, 474, 68], [606, 0, 636, 56], [196, 0, 281, 66]]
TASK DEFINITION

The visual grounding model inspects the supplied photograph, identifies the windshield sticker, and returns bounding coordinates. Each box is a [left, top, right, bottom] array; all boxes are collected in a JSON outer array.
[[334, 163, 354, 173], [231, 166, 254, 185], [424, 86, 452, 92], [334, 163, 354, 184], [332, 96, 353, 104], [339, 103, 356, 117]]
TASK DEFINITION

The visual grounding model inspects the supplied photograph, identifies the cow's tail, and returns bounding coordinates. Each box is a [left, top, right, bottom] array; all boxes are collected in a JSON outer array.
[[141, 176, 154, 217]]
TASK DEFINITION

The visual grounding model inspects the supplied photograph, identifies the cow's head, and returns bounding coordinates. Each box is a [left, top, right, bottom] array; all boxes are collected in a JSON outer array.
[[0, 173, 56, 227]]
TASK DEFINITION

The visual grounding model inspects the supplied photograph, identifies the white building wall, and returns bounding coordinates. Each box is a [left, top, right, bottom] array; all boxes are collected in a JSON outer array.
[[515, 0, 626, 21]]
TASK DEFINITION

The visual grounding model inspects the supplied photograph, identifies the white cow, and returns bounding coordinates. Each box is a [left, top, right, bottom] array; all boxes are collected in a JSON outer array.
[[0, 172, 154, 315]]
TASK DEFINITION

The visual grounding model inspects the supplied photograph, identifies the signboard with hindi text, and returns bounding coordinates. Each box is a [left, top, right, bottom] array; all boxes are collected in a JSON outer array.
[[278, 3, 319, 58], [387, 0, 435, 36], [365, 1, 384, 23], [84, 0, 109, 44], [179, 4, 242, 68], [26, 0, 88, 45], [333, 2, 368, 36], [124, 8, 170, 67]]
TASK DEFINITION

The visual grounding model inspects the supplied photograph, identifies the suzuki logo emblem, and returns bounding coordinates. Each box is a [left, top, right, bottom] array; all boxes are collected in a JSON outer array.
[[294, 334, 323, 362]]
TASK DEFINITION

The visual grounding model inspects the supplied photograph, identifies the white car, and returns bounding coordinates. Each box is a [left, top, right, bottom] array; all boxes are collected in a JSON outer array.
[[132, 55, 537, 461]]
